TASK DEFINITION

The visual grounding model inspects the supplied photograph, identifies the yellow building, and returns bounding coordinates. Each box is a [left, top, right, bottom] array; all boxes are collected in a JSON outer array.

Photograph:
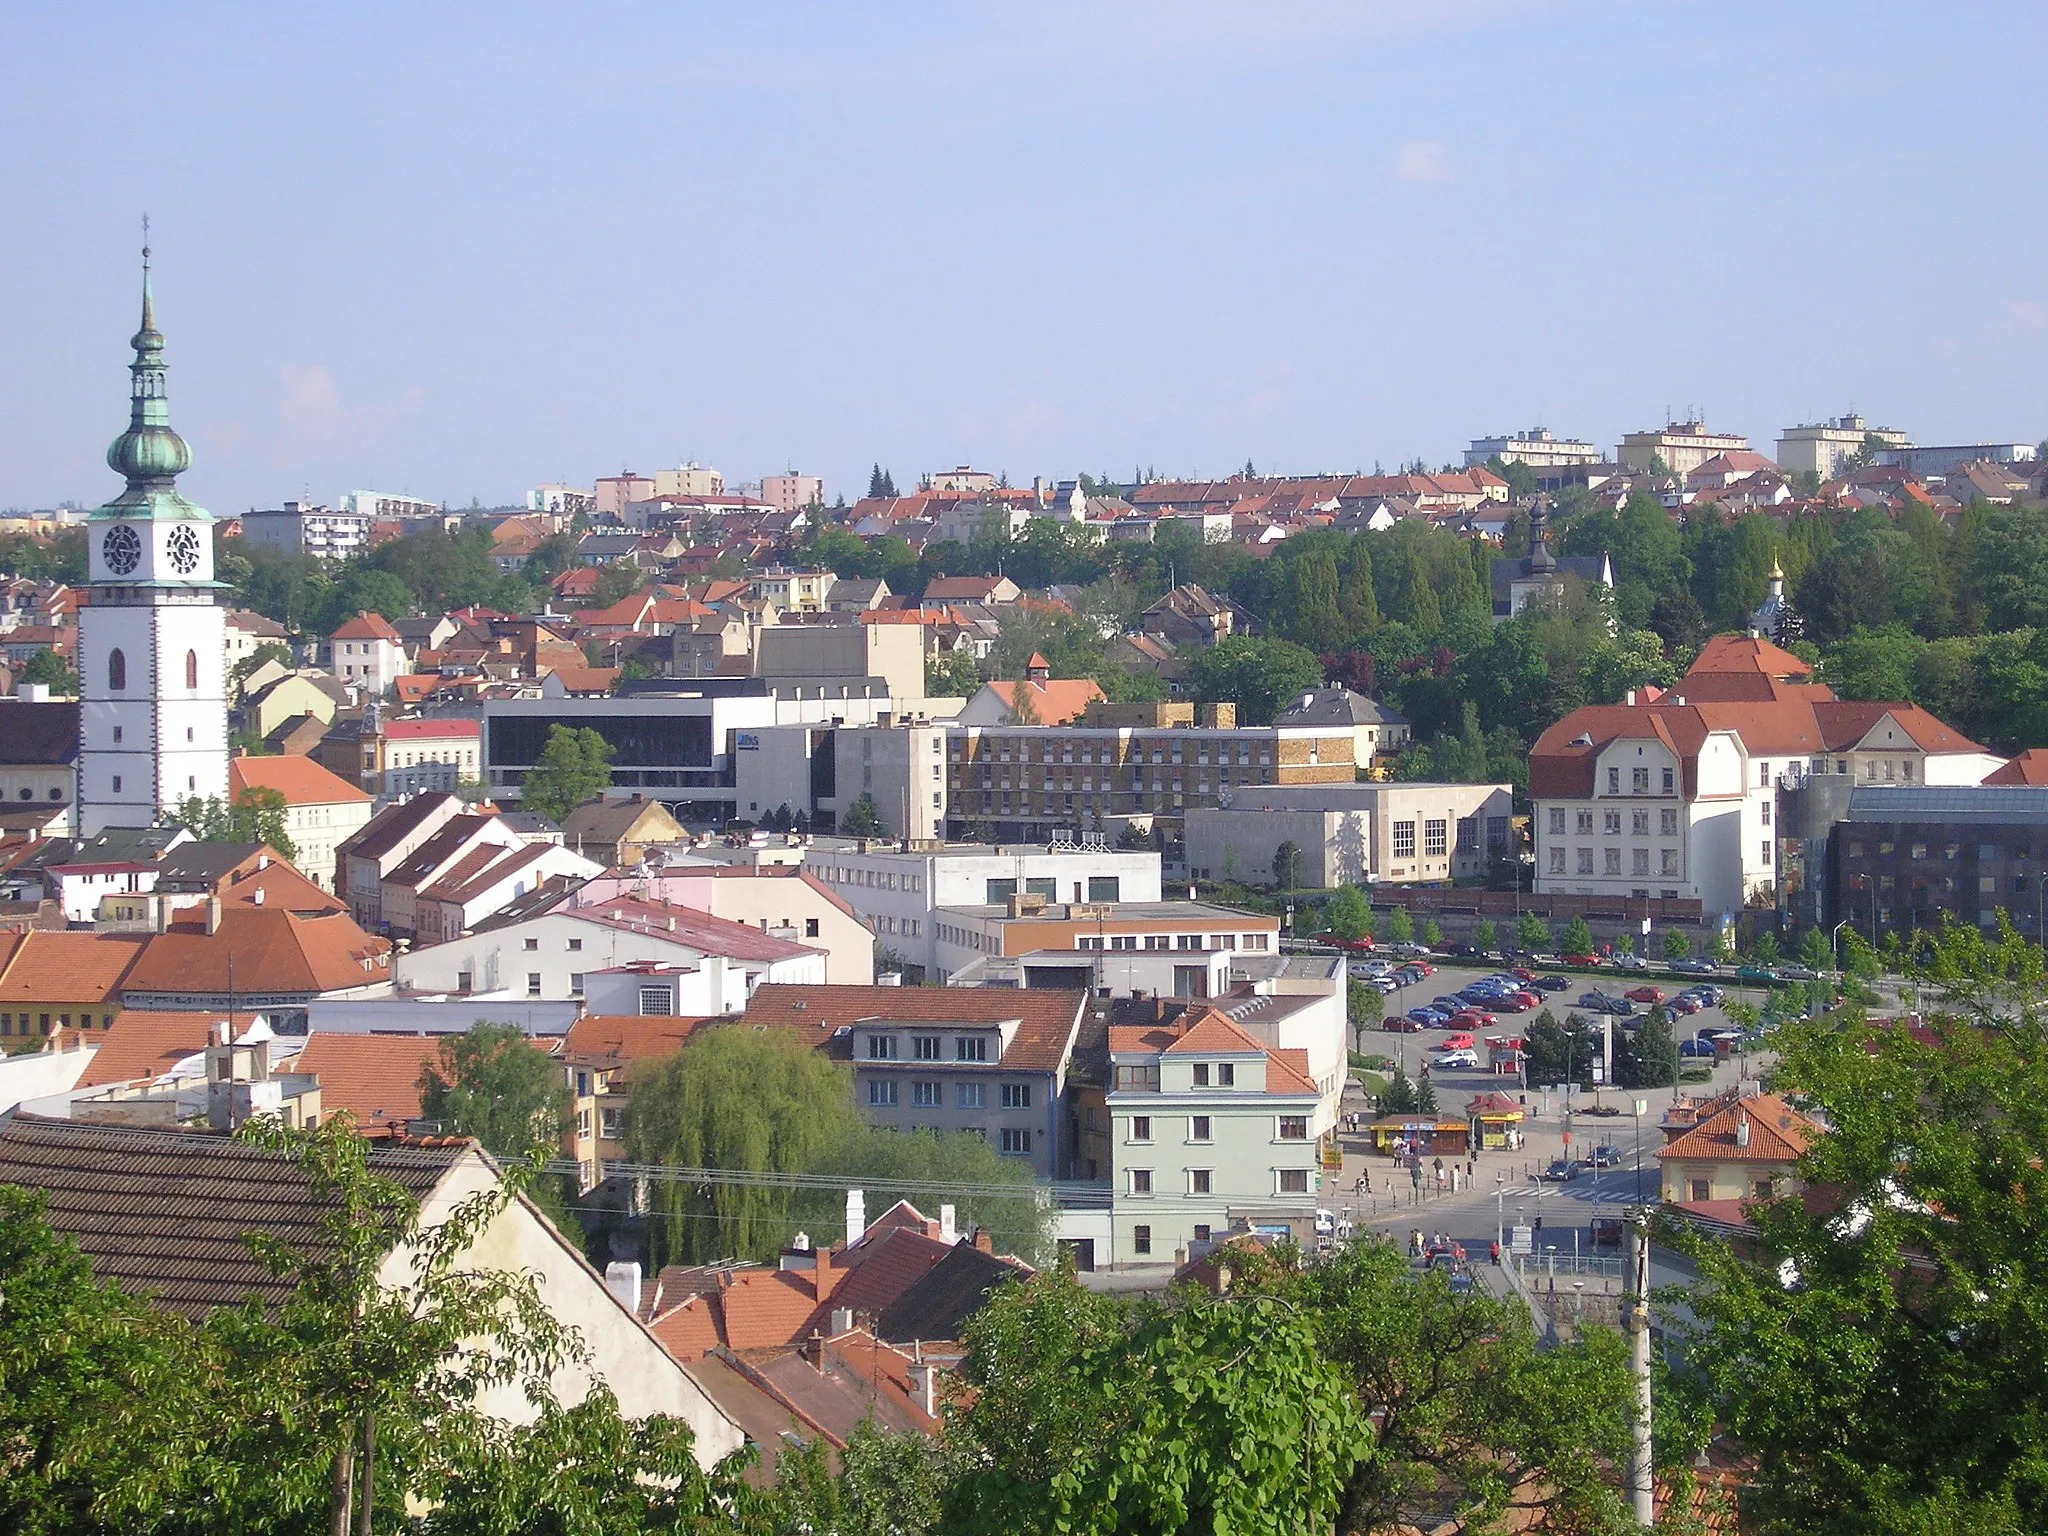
[[1658, 1090, 1818, 1208], [0, 930, 150, 1039]]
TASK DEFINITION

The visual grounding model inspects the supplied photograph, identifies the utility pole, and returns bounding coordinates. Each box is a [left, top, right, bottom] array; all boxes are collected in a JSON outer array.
[[1624, 1208, 1654, 1527]]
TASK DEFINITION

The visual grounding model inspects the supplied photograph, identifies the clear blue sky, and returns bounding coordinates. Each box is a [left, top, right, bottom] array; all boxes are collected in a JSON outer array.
[[3, 1, 2043, 513]]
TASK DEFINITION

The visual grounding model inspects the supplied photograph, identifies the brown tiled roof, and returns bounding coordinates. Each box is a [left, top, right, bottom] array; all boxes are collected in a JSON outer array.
[[874, 1240, 1030, 1346], [742, 984, 1086, 1073], [1161, 1008, 1266, 1056], [79, 1011, 268, 1088], [563, 1014, 711, 1073], [558, 896, 819, 966], [1983, 749, 2048, 786], [984, 678, 1105, 726], [231, 755, 373, 807], [330, 611, 402, 642], [1658, 1092, 1817, 1164], [1687, 634, 1813, 680], [0, 1116, 461, 1317], [124, 908, 390, 997], [0, 931, 148, 1006], [287, 1033, 444, 1126]]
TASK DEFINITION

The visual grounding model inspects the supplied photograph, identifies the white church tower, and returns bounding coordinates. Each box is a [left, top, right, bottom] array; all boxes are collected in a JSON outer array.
[[75, 245, 230, 834]]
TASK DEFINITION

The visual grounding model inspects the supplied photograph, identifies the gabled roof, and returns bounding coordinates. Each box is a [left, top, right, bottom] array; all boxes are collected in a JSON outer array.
[[558, 895, 820, 965], [1161, 1008, 1267, 1056], [0, 701, 79, 766], [338, 791, 462, 864], [0, 931, 149, 1006], [0, 1116, 462, 1318], [330, 611, 402, 642], [230, 755, 373, 807], [561, 797, 684, 844], [743, 984, 1086, 1073], [874, 1240, 1031, 1346], [1273, 686, 1408, 729], [1658, 1092, 1817, 1164], [79, 1010, 270, 1088], [155, 842, 268, 886], [1688, 634, 1813, 680], [286, 1033, 444, 1126], [1983, 749, 2048, 786], [563, 1013, 711, 1073], [982, 677, 1105, 726], [123, 908, 391, 997]]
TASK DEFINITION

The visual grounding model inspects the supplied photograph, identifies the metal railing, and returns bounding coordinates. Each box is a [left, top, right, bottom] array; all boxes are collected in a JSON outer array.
[[1512, 1251, 1624, 1281]]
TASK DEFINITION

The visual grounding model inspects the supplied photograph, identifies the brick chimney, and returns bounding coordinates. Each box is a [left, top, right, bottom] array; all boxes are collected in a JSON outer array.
[[802, 1330, 825, 1372], [813, 1242, 839, 1302], [972, 1227, 993, 1254]]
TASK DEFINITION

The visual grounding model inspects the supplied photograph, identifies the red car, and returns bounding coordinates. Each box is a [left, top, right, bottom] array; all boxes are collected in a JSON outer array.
[[1448, 1010, 1497, 1031], [1562, 953, 1601, 967], [1624, 986, 1666, 1005], [1411, 961, 1436, 976], [1384, 1016, 1423, 1033], [1510, 967, 1537, 982], [1333, 936, 1376, 953], [1500, 990, 1541, 1012]]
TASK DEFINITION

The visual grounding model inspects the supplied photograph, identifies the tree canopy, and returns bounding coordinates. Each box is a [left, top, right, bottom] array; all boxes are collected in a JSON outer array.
[[518, 724, 614, 823]]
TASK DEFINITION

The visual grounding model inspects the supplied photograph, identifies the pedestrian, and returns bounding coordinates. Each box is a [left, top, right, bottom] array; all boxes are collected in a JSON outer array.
[[1467, 1155, 1477, 1180], [1432, 1155, 1444, 1177], [1363, 1169, 1372, 1194], [1354, 1173, 1366, 1196], [1490, 1239, 1501, 1265]]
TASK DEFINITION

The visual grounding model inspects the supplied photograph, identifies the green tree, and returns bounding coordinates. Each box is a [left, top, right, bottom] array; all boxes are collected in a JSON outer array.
[[1669, 921, 2048, 1534], [1662, 928, 1692, 961], [1324, 885, 1370, 943], [1379, 1069, 1419, 1115], [943, 1267, 1368, 1536], [1798, 925, 1833, 973], [1617, 1008, 1677, 1090], [227, 640, 292, 702], [839, 792, 888, 838], [1414, 1073, 1439, 1113], [1420, 917, 1443, 949], [1561, 915, 1595, 955], [15, 647, 76, 695], [1348, 979, 1385, 1052], [171, 786, 299, 862], [1271, 839, 1302, 890], [1517, 912, 1552, 952], [517, 724, 615, 823], [417, 1022, 572, 1160], [924, 650, 980, 697], [1183, 635, 1324, 725], [763, 1419, 948, 1536], [1472, 918, 1498, 952], [1385, 906, 1414, 945]]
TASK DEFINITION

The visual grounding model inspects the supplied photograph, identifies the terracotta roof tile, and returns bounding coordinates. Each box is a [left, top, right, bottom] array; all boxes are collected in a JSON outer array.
[[563, 1014, 711, 1073], [742, 984, 1086, 1074], [984, 678, 1107, 725], [1658, 1092, 1817, 1164], [78, 1010, 268, 1088], [123, 908, 390, 998], [0, 931, 148, 1007], [1267, 1047, 1317, 1095], [1984, 749, 2048, 786], [230, 755, 372, 806], [330, 611, 402, 642], [286, 1033, 443, 1126]]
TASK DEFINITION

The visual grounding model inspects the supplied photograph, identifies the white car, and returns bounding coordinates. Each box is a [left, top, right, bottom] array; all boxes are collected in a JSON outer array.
[[1434, 1049, 1480, 1068], [1349, 959, 1392, 979]]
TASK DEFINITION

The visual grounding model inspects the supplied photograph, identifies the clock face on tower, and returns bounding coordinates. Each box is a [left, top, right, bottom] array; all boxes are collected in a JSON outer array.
[[167, 523, 202, 576], [102, 524, 141, 576]]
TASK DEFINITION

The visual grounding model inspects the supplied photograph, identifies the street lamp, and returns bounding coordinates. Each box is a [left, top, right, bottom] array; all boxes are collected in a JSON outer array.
[[1829, 919, 1853, 981], [1631, 1097, 1647, 1205]]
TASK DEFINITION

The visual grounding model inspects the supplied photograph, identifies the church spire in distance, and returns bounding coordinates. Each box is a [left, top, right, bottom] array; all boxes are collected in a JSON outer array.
[[101, 219, 199, 515]]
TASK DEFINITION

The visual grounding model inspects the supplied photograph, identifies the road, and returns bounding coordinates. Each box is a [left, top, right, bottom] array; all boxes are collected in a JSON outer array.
[[1330, 959, 1774, 1286]]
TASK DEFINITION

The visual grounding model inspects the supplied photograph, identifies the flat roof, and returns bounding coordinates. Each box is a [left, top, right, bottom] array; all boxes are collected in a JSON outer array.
[[1843, 786, 2048, 824], [936, 901, 1274, 923]]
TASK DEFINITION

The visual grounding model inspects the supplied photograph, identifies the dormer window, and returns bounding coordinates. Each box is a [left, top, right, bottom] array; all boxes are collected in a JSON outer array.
[[955, 1036, 988, 1062], [1192, 1063, 1210, 1087]]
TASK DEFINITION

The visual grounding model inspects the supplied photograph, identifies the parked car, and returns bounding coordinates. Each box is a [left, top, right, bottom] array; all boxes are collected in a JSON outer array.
[[1372, 976, 1401, 995], [1624, 986, 1666, 1005], [1333, 936, 1376, 953], [1669, 957, 1718, 974], [1433, 995, 1469, 1014], [1562, 953, 1601, 967], [1698, 1025, 1743, 1043], [1384, 1016, 1424, 1033], [1543, 1158, 1584, 1181], [1690, 984, 1725, 1007], [1446, 943, 1487, 960], [1447, 1010, 1497, 1031], [1589, 1144, 1622, 1168], [1678, 1038, 1717, 1058], [1348, 959, 1392, 978], [1407, 1006, 1448, 1027], [1411, 961, 1436, 976], [1437, 1032, 1475, 1051], [1611, 953, 1648, 971], [1504, 990, 1542, 1011], [1533, 974, 1570, 992], [1575, 991, 1628, 1014], [1735, 964, 1779, 983], [1667, 994, 1702, 1016], [1447, 1271, 1477, 1296], [1776, 964, 1820, 981], [1435, 1049, 1479, 1068]]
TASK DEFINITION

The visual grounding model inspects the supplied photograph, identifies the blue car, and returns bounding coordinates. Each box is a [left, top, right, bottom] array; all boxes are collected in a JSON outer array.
[[1432, 995, 1467, 1014], [1406, 1007, 1445, 1027]]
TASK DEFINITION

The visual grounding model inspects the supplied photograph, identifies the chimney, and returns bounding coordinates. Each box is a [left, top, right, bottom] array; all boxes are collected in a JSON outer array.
[[603, 1261, 642, 1316], [814, 1242, 839, 1302], [940, 1203, 957, 1244], [845, 1188, 867, 1246], [253, 888, 265, 906], [972, 1227, 993, 1254], [1735, 1111, 1751, 1149], [206, 895, 223, 936], [907, 1360, 938, 1417], [802, 1330, 825, 1372], [830, 1306, 854, 1335]]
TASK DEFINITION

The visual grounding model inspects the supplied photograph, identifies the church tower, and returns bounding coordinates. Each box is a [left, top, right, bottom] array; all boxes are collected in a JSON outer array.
[[75, 245, 230, 834]]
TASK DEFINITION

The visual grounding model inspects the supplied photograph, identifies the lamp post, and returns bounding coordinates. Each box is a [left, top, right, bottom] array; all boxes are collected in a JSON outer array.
[[1829, 918, 1853, 981], [1631, 1097, 1647, 1205]]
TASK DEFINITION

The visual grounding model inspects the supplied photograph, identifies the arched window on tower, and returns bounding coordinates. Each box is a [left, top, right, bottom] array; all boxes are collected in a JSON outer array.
[[108, 648, 126, 690], [186, 650, 198, 689]]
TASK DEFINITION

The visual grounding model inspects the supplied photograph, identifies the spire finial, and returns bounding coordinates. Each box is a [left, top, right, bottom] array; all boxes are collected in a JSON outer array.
[[138, 215, 157, 337]]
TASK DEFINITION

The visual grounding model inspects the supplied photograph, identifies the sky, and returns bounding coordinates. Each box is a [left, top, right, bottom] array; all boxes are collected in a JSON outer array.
[[2, 1, 2044, 514]]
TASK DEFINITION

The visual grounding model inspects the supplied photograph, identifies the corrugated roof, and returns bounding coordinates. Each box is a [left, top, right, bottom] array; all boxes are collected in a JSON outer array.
[[0, 1117, 461, 1317]]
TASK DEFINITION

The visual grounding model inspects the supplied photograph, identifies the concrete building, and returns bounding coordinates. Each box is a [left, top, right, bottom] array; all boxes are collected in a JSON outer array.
[[1875, 442, 2039, 479], [328, 611, 405, 697], [341, 490, 441, 522], [1617, 420, 1751, 478], [943, 703, 1357, 845], [829, 720, 950, 841], [379, 718, 482, 796], [801, 840, 1161, 979], [755, 618, 927, 704], [239, 501, 373, 561], [929, 898, 1279, 994], [1270, 686, 1410, 766], [528, 484, 595, 517], [1105, 1007, 1322, 1268], [1185, 780, 1514, 888], [926, 466, 996, 494], [226, 756, 373, 893], [1774, 414, 1912, 480], [649, 463, 722, 499], [1464, 428, 1602, 468], [760, 472, 823, 512], [748, 568, 835, 615], [577, 866, 875, 985], [1826, 784, 2048, 946]]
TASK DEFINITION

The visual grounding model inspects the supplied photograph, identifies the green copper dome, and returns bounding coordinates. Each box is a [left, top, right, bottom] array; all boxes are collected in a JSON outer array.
[[95, 248, 204, 519]]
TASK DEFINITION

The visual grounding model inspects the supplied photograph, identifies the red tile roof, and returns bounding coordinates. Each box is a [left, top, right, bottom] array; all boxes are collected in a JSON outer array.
[[742, 984, 1086, 1074], [384, 718, 480, 740], [230, 755, 373, 807], [331, 611, 402, 642], [287, 1033, 443, 1125], [0, 932, 149, 1006], [1688, 634, 1812, 680], [123, 908, 391, 997], [1267, 1047, 1317, 1096], [984, 678, 1106, 726], [1658, 1092, 1817, 1164], [563, 1014, 711, 1073], [78, 1010, 268, 1087], [1983, 749, 2048, 786]]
